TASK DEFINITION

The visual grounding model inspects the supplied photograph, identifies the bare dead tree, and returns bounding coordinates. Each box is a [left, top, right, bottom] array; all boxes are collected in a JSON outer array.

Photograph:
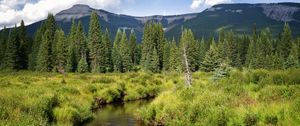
[[183, 46, 192, 88]]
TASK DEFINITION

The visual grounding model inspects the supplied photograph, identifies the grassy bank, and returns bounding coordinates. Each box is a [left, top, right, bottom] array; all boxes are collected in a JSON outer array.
[[138, 69, 300, 125], [0, 71, 174, 126]]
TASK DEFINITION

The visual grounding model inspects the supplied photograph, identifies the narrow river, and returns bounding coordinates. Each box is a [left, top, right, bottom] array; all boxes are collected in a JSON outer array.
[[85, 100, 152, 126]]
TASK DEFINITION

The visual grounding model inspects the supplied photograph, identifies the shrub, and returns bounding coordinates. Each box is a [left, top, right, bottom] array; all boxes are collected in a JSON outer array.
[[265, 114, 278, 125], [53, 106, 80, 125], [243, 112, 259, 126]]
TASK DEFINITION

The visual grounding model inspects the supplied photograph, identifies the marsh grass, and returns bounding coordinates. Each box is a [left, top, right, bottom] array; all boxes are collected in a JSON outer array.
[[138, 69, 300, 126], [0, 71, 169, 126]]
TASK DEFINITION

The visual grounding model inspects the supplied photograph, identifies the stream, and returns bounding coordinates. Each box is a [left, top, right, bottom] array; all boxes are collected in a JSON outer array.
[[85, 99, 152, 126]]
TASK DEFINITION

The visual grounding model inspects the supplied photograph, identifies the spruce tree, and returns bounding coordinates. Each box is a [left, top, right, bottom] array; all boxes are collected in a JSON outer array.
[[180, 29, 199, 72], [285, 42, 299, 69], [103, 29, 113, 72], [28, 23, 46, 70], [76, 21, 87, 65], [268, 52, 284, 70], [201, 38, 221, 72], [112, 29, 123, 72], [141, 23, 164, 72], [168, 39, 181, 71], [0, 26, 8, 65], [36, 14, 56, 71], [2, 27, 19, 70], [77, 54, 89, 73], [119, 31, 133, 72], [36, 30, 52, 72], [246, 38, 258, 69], [163, 40, 171, 71], [149, 48, 160, 73], [129, 30, 138, 65], [17, 20, 29, 69], [88, 11, 104, 73], [224, 31, 240, 67], [66, 20, 77, 72], [53, 29, 67, 72], [198, 38, 207, 68], [278, 23, 293, 59]]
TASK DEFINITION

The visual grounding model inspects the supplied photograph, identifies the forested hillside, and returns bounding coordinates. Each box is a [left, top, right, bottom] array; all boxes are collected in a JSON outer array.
[[0, 11, 299, 73]]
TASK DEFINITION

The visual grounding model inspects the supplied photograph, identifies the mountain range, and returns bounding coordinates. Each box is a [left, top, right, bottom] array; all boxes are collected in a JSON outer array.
[[17, 2, 300, 41]]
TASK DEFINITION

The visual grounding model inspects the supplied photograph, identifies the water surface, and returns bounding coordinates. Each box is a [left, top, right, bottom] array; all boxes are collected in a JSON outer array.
[[86, 100, 152, 126]]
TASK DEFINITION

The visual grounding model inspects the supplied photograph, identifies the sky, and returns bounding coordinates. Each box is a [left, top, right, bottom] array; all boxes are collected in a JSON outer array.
[[0, 0, 299, 28]]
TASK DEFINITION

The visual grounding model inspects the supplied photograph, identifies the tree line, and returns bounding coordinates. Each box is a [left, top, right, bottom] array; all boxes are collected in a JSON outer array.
[[0, 11, 299, 73]]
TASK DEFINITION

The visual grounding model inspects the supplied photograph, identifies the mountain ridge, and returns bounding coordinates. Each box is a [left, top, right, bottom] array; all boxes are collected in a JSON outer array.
[[3, 2, 300, 41]]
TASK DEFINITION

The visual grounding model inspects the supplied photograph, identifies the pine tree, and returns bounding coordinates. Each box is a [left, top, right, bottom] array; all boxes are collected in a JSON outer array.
[[76, 21, 87, 66], [278, 23, 293, 59], [198, 38, 207, 68], [66, 20, 77, 72], [53, 29, 67, 72], [28, 22, 46, 70], [285, 42, 299, 69], [180, 29, 199, 72], [168, 39, 181, 71], [66, 46, 77, 72], [112, 29, 122, 72], [119, 31, 133, 72], [103, 29, 113, 72], [0, 26, 8, 66], [17, 20, 29, 69], [201, 38, 221, 72], [129, 30, 138, 65], [2, 26, 19, 70], [36, 30, 52, 72], [163, 40, 171, 71], [141, 23, 164, 72], [149, 48, 160, 73], [88, 11, 104, 73], [224, 31, 241, 67], [36, 14, 56, 71], [77, 54, 89, 73], [246, 37, 258, 69]]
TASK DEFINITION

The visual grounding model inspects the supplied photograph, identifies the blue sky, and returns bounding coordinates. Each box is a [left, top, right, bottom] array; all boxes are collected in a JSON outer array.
[[0, 0, 299, 28]]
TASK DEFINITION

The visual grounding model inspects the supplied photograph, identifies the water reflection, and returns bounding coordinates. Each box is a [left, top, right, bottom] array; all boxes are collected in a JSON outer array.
[[86, 100, 152, 126]]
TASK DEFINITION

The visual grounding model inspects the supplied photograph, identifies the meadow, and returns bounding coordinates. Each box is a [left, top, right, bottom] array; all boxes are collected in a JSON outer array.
[[0, 71, 173, 126], [0, 69, 300, 126], [138, 69, 300, 126]]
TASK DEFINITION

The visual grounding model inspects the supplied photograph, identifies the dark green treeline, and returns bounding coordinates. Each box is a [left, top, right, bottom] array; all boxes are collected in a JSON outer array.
[[1, 11, 300, 73]]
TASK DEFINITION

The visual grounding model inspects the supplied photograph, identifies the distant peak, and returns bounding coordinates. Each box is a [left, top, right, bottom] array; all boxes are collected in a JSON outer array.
[[71, 4, 91, 9]]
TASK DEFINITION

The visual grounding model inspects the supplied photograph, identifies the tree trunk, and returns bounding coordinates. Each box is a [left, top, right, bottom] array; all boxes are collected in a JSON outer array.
[[183, 47, 192, 87]]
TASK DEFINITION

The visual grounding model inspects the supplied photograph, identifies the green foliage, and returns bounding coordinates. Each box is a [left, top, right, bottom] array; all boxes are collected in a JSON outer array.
[[112, 29, 122, 72], [285, 42, 299, 69], [88, 11, 104, 73], [201, 38, 221, 72], [53, 29, 67, 72], [168, 39, 181, 71], [180, 29, 199, 71], [66, 19, 78, 72], [36, 14, 57, 72], [119, 31, 133, 72], [77, 55, 89, 73], [141, 22, 164, 72], [2, 26, 19, 70], [278, 23, 293, 59], [103, 29, 113, 72], [138, 69, 300, 126]]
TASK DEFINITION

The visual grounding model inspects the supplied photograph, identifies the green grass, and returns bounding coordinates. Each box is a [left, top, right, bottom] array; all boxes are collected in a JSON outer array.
[[137, 69, 300, 126], [1, 69, 299, 126], [0, 71, 172, 126]]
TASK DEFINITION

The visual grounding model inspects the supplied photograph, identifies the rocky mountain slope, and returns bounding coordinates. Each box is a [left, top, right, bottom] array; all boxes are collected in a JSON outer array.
[[18, 2, 300, 41]]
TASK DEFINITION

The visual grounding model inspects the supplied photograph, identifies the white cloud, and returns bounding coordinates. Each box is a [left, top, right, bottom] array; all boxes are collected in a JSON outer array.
[[191, 0, 232, 10], [0, 0, 123, 28]]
